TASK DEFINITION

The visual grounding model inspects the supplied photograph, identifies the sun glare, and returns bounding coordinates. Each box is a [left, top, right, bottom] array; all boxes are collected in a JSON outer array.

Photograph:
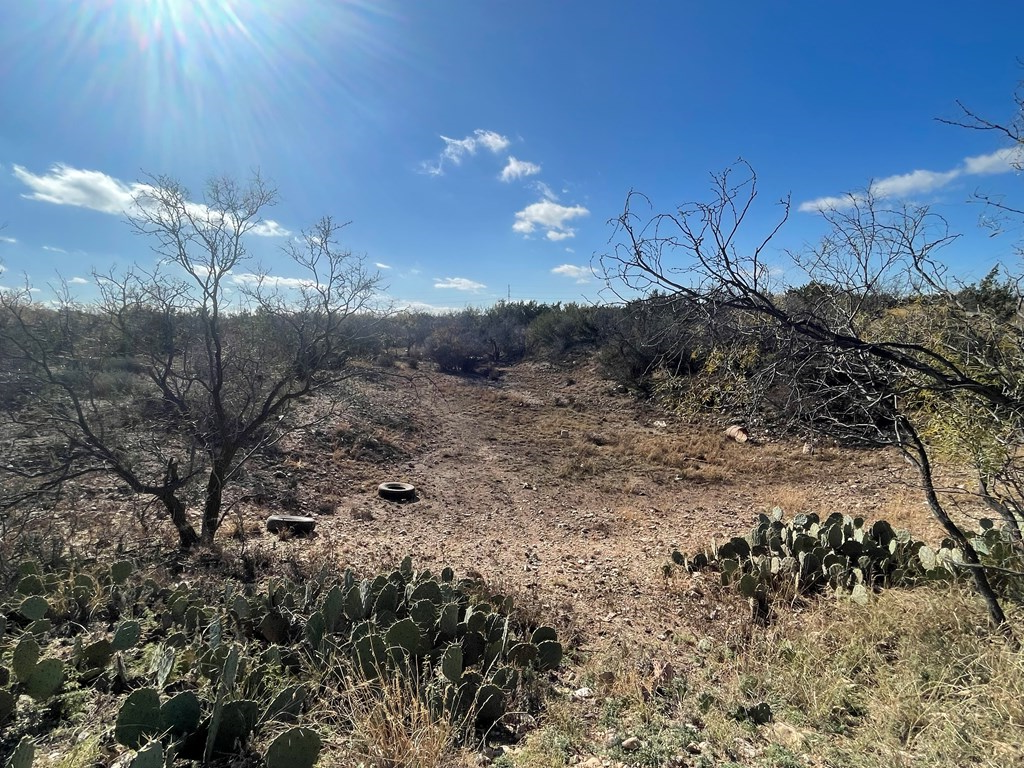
[[12, 0, 403, 169]]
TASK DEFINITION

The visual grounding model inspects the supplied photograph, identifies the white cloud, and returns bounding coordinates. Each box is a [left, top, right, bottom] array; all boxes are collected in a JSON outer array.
[[42, 245, 67, 253], [394, 300, 460, 314], [472, 130, 511, 153], [250, 219, 291, 237], [375, 262, 392, 270], [963, 146, 1024, 175], [533, 181, 557, 201], [870, 169, 960, 199], [434, 276, 486, 292], [68, 276, 89, 284], [421, 129, 511, 176], [13, 164, 149, 214], [799, 146, 1024, 213], [230, 273, 317, 290], [798, 194, 857, 213], [551, 264, 593, 284], [0, 236, 16, 244], [500, 156, 541, 182], [13, 164, 289, 236], [513, 199, 589, 240]]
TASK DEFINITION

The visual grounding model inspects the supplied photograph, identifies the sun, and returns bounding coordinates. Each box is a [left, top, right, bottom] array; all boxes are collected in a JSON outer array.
[[124, 0, 252, 52], [9, 1, 403, 169]]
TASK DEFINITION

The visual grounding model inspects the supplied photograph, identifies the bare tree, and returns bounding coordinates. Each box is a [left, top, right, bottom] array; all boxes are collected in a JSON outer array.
[[0, 174, 381, 548], [601, 162, 1022, 638], [938, 77, 1024, 244]]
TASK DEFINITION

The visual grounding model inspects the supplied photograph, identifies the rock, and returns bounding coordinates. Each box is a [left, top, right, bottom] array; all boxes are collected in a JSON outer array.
[[572, 687, 594, 700], [653, 420, 667, 428], [730, 737, 758, 760], [620, 736, 641, 751], [725, 425, 749, 443], [483, 744, 505, 759], [770, 722, 807, 749], [581, 757, 604, 768]]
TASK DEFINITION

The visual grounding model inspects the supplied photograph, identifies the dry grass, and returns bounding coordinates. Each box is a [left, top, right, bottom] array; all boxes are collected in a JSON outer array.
[[763, 485, 820, 516], [738, 588, 1024, 767], [501, 586, 1024, 768], [317, 674, 467, 768]]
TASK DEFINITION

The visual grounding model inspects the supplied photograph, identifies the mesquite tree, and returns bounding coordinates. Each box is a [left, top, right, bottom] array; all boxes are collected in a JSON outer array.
[[0, 173, 380, 548]]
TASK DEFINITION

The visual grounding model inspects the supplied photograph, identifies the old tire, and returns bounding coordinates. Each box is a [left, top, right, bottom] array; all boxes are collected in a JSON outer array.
[[266, 515, 316, 534], [378, 482, 417, 502]]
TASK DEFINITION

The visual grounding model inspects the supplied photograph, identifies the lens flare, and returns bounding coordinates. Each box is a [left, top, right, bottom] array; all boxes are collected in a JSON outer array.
[[5, 1, 405, 170]]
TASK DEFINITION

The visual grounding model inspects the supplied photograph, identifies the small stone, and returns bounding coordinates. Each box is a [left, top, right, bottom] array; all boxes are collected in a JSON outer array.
[[770, 722, 806, 749], [572, 686, 594, 700], [731, 737, 758, 760], [620, 736, 641, 751], [581, 757, 603, 768]]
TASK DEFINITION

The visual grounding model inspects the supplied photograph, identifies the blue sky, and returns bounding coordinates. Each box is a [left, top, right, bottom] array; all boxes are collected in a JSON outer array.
[[1, 1, 1022, 310]]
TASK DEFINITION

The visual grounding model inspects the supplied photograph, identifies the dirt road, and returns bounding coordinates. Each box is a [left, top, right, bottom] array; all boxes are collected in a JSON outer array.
[[260, 361, 932, 652]]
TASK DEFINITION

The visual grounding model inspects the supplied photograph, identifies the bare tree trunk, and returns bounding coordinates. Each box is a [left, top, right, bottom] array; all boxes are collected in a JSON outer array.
[[200, 459, 231, 545], [903, 420, 1017, 646], [979, 476, 1024, 547], [162, 493, 199, 549]]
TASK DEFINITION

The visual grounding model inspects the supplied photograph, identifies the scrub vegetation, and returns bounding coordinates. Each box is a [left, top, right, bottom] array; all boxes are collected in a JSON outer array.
[[1, 85, 1022, 768]]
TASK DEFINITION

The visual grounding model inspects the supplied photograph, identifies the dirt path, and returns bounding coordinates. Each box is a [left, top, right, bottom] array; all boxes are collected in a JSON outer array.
[[259, 361, 939, 655]]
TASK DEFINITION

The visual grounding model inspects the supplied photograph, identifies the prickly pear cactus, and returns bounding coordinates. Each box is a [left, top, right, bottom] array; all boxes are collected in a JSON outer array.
[[674, 511, 956, 606], [266, 727, 322, 768], [6, 737, 35, 768], [116, 688, 162, 749]]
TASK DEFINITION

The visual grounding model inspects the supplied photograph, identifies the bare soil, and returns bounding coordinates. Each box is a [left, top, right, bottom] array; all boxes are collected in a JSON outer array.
[[238, 360, 948, 655]]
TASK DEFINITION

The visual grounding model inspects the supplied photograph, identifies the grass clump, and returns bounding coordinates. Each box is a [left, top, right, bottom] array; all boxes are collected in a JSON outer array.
[[737, 587, 1024, 767], [502, 586, 1024, 768], [317, 675, 464, 768]]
